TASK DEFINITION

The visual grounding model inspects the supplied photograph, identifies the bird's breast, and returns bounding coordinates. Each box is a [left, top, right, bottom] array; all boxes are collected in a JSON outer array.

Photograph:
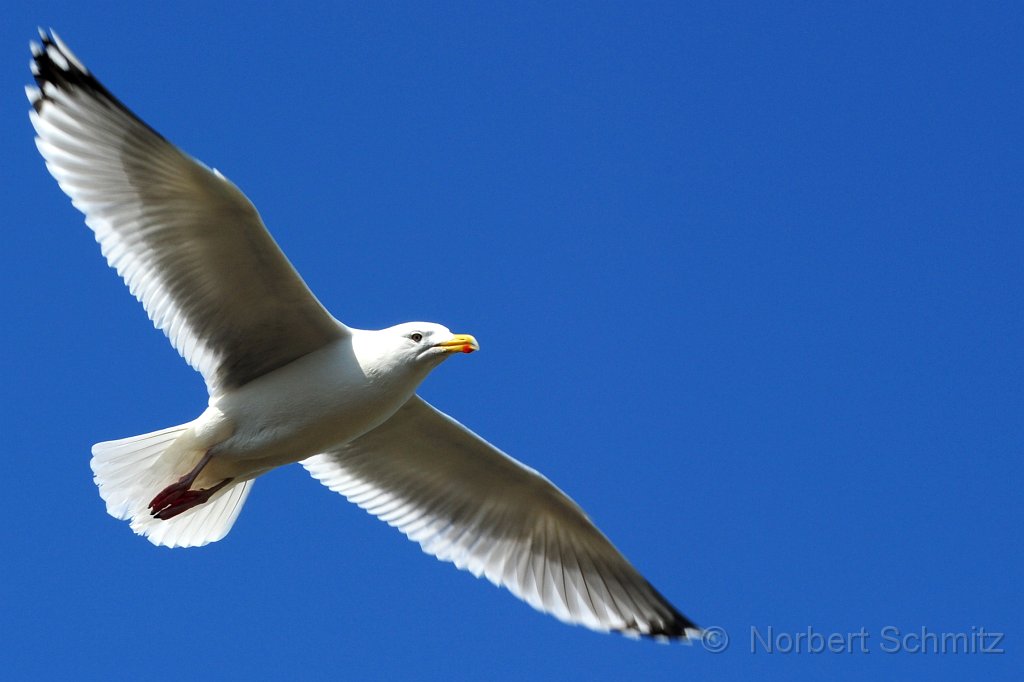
[[205, 339, 418, 469]]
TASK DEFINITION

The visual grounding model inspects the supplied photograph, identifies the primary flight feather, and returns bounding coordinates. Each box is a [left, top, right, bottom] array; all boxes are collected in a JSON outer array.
[[27, 29, 699, 641]]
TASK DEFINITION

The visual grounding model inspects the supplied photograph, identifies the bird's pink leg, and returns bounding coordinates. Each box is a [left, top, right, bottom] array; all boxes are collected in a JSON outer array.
[[148, 452, 233, 520]]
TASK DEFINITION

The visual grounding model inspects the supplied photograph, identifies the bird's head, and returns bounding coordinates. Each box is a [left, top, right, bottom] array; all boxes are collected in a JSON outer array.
[[378, 322, 479, 367]]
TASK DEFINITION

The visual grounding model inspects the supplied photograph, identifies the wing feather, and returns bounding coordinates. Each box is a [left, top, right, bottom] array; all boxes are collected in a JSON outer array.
[[302, 396, 699, 641], [28, 30, 345, 394]]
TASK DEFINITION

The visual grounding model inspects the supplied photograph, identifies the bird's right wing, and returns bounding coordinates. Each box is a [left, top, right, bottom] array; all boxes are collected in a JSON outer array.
[[302, 396, 698, 641], [27, 31, 346, 395]]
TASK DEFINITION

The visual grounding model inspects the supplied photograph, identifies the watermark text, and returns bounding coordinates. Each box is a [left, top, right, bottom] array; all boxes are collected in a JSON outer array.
[[698, 625, 1005, 655]]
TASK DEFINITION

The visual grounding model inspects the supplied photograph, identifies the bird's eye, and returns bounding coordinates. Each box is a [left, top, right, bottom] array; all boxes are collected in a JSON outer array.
[[410, 332, 423, 343]]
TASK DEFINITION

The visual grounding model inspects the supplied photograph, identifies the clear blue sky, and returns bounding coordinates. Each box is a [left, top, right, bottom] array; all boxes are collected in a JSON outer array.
[[2, 2, 1020, 680]]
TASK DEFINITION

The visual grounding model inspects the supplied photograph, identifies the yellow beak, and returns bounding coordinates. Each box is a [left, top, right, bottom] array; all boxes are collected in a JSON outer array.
[[437, 333, 479, 354]]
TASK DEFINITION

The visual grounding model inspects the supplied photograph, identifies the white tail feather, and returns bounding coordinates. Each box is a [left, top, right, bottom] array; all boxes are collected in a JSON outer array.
[[130, 479, 253, 548], [91, 426, 253, 548]]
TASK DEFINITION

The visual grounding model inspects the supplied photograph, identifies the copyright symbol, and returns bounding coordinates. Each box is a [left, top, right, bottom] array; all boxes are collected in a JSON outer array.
[[701, 626, 729, 653]]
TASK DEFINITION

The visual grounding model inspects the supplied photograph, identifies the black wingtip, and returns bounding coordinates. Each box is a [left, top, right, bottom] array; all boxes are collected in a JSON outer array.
[[613, 620, 702, 643], [31, 29, 99, 104], [28, 29, 166, 140], [635, 614, 702, 643], [622, 579, 701, 643]]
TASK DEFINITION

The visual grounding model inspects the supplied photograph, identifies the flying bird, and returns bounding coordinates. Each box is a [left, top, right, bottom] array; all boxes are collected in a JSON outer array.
[[27, 30, 699, 641]]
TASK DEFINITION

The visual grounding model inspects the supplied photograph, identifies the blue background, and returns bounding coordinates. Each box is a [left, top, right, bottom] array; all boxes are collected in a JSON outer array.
[[2, 2, 1020, 680]]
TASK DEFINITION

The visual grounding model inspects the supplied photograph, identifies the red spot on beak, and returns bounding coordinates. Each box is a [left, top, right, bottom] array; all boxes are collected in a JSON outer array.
[[463, 345, 472, 353]]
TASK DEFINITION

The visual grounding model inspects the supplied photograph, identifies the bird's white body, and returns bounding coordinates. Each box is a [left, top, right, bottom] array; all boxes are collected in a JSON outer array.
[[27, 30, 699, 641], [196, 332, 436, 485]]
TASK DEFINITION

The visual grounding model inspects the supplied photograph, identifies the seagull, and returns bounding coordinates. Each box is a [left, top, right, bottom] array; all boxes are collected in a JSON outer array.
[[27, 30, 700, 642]]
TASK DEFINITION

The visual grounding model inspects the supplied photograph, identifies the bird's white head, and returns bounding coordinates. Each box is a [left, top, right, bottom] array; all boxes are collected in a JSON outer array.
[[369, 322, 479, 369], [346, 322, 479, 412]]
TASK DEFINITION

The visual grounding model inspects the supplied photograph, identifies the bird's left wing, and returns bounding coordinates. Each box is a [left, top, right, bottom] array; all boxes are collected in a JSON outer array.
[[27, 31, 346, 395], [302, 396, 699, 641]]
